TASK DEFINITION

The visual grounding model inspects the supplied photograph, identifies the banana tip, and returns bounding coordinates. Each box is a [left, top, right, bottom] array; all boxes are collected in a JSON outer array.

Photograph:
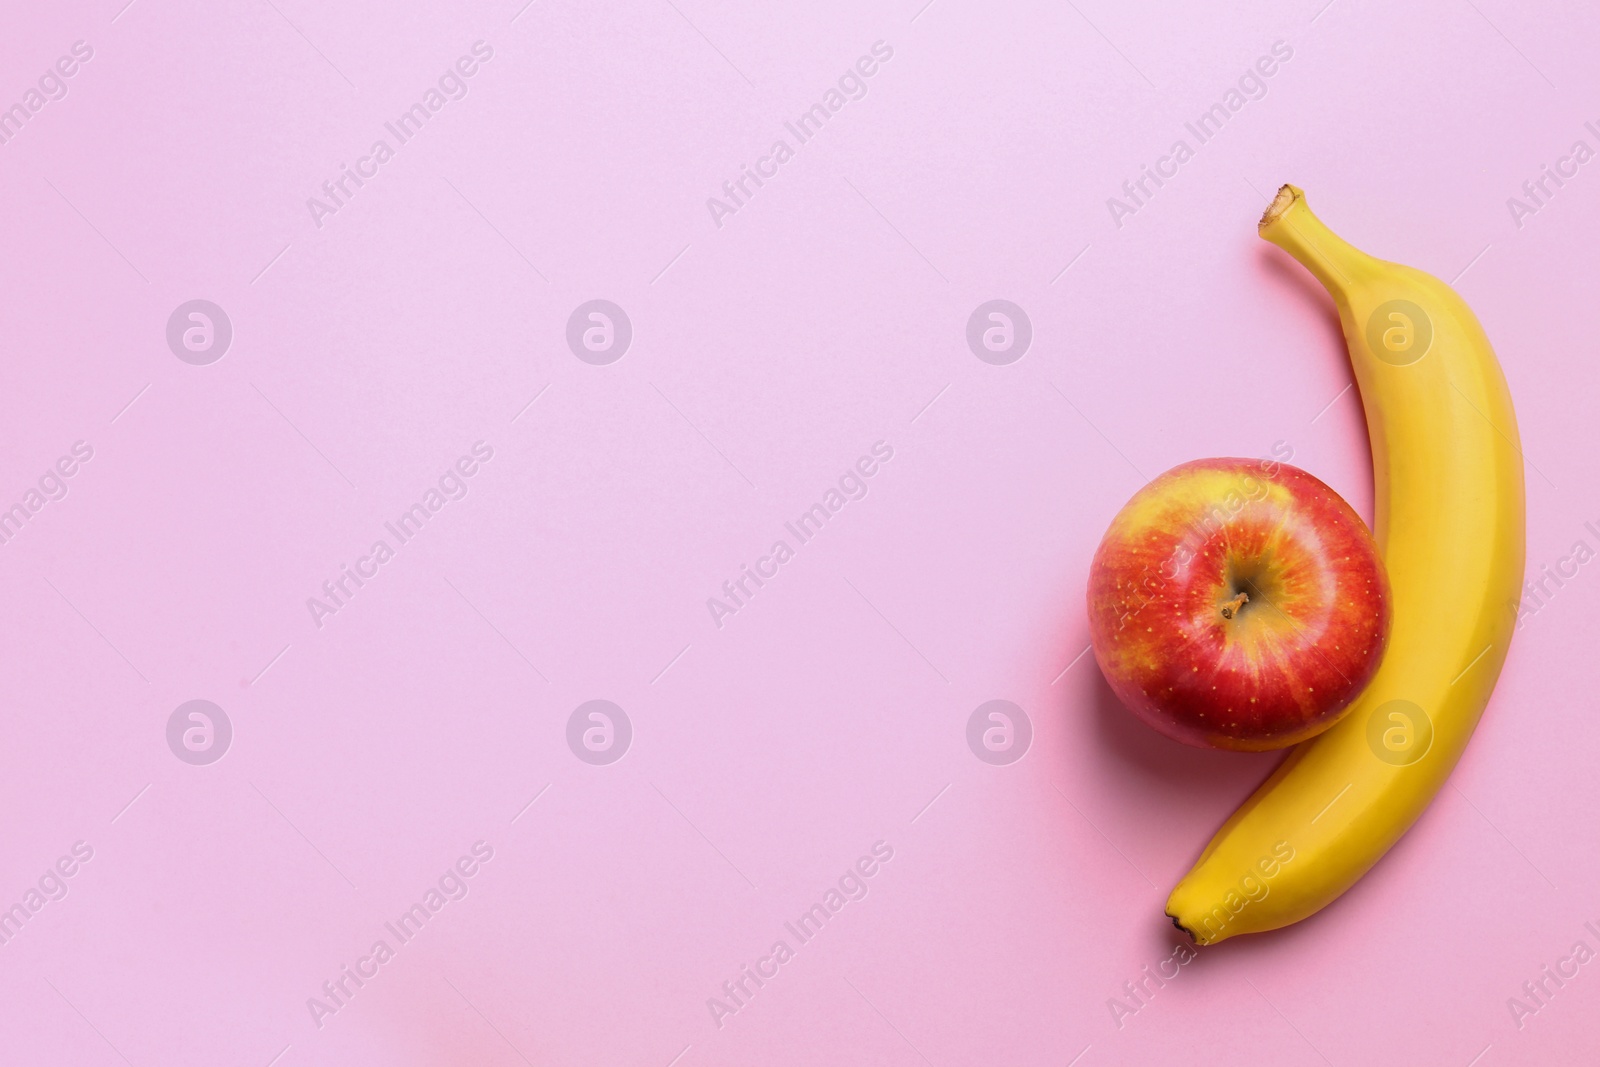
[[1258, 184, 1301, 234], [1167, 911, 1206, 947]]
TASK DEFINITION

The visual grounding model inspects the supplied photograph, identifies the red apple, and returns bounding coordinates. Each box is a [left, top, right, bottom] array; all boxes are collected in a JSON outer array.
[[1086, 457, 1390, 751]]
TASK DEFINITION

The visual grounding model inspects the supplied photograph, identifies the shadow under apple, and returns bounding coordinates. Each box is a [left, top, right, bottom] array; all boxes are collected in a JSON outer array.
[[1085, 660, 1284, 820]]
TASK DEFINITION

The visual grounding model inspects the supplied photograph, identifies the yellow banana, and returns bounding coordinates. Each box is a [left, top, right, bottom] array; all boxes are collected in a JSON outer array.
[[1165, 185, 1526, 944]]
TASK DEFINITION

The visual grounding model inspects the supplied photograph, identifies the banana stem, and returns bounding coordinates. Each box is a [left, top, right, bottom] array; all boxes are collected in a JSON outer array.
[[1258, 185, 1383, 301]]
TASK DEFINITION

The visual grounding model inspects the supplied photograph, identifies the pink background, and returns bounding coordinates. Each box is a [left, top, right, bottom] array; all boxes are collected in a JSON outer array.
[[1, 0, 1596, 1063]]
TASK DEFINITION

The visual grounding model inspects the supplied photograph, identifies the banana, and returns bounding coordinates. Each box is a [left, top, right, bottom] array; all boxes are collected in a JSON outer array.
[[1164, 185, 1526, 944]]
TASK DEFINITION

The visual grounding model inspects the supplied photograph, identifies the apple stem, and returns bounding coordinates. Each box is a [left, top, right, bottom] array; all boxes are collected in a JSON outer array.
[[1220, 592, 1249, 619]]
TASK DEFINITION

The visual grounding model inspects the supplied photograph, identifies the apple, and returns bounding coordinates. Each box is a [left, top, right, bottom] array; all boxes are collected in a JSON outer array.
[[1086, 457, 1390, 751]]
